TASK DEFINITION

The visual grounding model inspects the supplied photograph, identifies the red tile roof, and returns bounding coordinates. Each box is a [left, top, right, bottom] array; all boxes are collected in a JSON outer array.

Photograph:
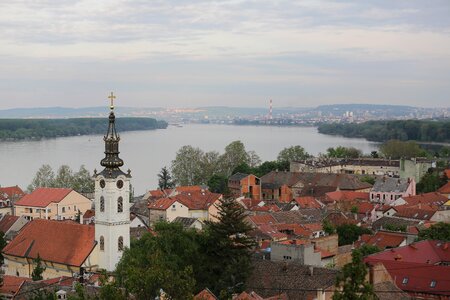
[[275, 223, 312, 237], [0, 186, 25, 200], [0, 275, 31, 295], [401, 192, 447, 207], [176, 185, 204, 193], [3, 219, 96, 266], [250, 204, 281, 213], [148, 197, 177, 210], [356, 231, 407, 249], [257, 224, 288, 240], [356, 202, 375, 214], [394, 206, 436, 220], [247, 214, 278, 226], [438, 182, 450, 194], [194, 288, 218, 300], [365, 240, 450, 297], [149, 191, 221, 211], [240, 198, 263, 209], [366, 240, 450, 264], [293, 196, 322, 209], [83, 209, 95, 220], [14, 188, 72, 208], [0, 215, 19, 233], [368, 260, 450, 296], [233, 291, 264, 300], [325, 191, 370, 203]]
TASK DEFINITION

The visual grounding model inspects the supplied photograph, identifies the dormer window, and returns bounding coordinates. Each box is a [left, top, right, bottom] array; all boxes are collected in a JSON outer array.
[[402, 277, 408, 284], [430, 280, 436, 288]]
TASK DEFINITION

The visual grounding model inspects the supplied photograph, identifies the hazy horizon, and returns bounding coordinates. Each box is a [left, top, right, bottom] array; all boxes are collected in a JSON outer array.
[[1, 1, 449, 109]]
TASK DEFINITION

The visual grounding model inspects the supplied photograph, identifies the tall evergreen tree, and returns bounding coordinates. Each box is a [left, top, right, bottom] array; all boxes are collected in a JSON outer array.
[[201, 198, 256, 298], [158, 166, 175, 190]]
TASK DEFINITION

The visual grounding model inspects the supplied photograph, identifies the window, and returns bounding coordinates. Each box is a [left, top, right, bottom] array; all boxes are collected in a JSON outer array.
[[62, 207, 66, 213], [100, 236, 104, 251], [74, 205, 77, 211], [117, 197, 123, 213], [402, 277, 408, 285], [118, 236, 124, 251], [430, 280, 436, 288], [100, 196, 105, 212]]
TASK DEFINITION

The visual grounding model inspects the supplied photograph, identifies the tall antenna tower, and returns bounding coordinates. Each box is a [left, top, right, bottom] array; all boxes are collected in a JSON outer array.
[[269, 99, 273, 120]]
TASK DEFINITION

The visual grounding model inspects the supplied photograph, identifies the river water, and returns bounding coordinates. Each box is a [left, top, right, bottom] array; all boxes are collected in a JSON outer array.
[[0, 124, 378, 194]]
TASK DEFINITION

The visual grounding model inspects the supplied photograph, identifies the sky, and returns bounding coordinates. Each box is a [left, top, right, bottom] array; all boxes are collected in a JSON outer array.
[[0, 0, 449, 109]]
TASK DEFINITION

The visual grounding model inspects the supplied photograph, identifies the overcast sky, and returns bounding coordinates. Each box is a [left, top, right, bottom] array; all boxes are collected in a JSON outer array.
[[0, 0, 449, 109]]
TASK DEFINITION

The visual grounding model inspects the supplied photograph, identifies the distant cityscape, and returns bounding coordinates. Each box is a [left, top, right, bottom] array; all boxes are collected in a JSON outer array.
[[1, 103, 449, 126]]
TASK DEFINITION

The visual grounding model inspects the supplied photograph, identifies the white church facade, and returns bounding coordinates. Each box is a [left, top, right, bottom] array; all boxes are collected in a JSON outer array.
[[2, 93, 131, 277]]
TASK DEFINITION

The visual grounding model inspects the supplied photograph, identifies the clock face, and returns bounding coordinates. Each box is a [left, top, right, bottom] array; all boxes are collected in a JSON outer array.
[[100, 180, 106, 188], [116, 180, 124, 189]]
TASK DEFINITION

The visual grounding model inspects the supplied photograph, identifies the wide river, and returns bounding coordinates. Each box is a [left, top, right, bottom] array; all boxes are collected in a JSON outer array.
[[0, 124, 378, 195]]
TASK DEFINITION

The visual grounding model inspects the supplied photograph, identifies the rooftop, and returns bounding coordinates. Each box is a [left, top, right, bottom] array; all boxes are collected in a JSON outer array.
[[3, 219, 96, 266], [14, 188, 73, 208]]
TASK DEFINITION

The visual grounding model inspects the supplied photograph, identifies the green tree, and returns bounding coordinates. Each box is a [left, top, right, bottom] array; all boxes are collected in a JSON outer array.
[[336, 224, 371, 246], [31, 254, 46, 281], [232, 163, 254, 175], [379, 140, 427, 159], [68, 282, 88, 300], [416, 169, 446, 193], [28, 164, 94, 193], [219, 141, 250, 176], [72, 165, 95, 193], [98, 271, 127, 300], [247, 150, 262, 168], [360, 176, 375, 185], [333, 250, 376, 300], [115, 223, 198, 299], [418, 222, 450, 241], [322, 220, 336, 235], [277, 145, 310, 163], [357, 244, 381, 257], [158, 166, 175, 190], [201, 198, 256, 297], [208, 174, 229, 195], [171, 145, 206, 186], [28, 164, 55, 192], [326, 146, 362, 158], [54, 165, 73, 188]]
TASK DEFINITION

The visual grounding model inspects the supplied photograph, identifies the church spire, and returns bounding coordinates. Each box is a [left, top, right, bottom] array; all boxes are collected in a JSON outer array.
[[100, 92, 125, 174]]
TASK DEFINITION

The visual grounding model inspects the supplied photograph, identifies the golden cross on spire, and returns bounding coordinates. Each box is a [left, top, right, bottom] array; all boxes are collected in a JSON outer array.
[[108, 92, 116, 110]]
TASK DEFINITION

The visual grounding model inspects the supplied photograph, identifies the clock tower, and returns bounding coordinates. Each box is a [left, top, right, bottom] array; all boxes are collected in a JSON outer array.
[[94, 92, 131, 272]]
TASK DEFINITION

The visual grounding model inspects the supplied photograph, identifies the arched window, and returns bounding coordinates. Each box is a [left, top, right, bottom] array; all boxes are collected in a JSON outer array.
[[100, 236, 104, 251], [100, 196, 105, 212], [118, 236, 124, 251], [117, 196, 123, 213]]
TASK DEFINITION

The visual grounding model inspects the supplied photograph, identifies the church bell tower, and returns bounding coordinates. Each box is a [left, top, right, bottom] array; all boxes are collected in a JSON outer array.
[[94, 92, 131, 272]]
